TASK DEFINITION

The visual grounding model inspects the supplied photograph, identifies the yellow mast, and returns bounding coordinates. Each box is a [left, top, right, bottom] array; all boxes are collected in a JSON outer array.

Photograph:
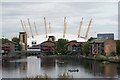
[[34, 21, 39, 35], [28, 18, 34, 38], [78, 17, 83, 38], [23, 21, 29, 37], [44, 17, 48, 38], [20, 19, 26, 32], [49, 22, 51, 34], [63, 17, 66, 38], [85, 19, 92, 38]]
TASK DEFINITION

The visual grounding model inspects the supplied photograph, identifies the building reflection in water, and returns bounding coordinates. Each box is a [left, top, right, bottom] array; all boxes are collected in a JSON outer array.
[[2, 56, 120, 78], [41, 57, 55, 70], [57, 56, 119, 78], [40, 57, 56, 77], [79, 58, 118, 78], [27, 56, 41, 77], [19, 62, 27, 76], [104, 64, 117, 78]]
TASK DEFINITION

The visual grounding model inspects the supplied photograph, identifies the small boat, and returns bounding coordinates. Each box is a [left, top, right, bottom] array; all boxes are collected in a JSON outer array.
[[102, 61, 110, 64]]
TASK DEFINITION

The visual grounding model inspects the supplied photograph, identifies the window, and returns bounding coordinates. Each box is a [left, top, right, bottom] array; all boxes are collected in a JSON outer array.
[[32, 41, 37, 44]]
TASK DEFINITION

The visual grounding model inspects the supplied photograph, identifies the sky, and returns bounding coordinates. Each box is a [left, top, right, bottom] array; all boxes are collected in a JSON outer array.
[[1, 1, 119, 40]]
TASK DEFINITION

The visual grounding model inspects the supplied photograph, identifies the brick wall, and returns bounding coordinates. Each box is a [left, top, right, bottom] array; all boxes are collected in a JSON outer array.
[[104, 39, 116, 56]]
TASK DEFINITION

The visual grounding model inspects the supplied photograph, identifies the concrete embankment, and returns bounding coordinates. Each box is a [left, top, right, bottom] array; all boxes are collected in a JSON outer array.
[[2, 52, 120, 64], [79, 55, 120, 63]]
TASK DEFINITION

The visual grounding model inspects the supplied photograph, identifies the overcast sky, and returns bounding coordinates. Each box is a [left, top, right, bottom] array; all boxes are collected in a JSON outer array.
[[1, 1, 119, 40]]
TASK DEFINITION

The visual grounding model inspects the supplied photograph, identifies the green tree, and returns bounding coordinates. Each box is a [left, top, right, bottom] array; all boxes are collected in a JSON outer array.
[[82, 41, 90, 56], [0, 38, 9, 44], [12, 37, 20, 44], [116, 40, 120, 55], [88, 37, 95, 41], [56, 38, 69, 54], [12, 37, 22, 51]]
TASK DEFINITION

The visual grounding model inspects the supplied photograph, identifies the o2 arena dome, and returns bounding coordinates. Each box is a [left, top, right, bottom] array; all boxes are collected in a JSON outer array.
[[27, 33, 87, 47], [20, 17, 92, 47]]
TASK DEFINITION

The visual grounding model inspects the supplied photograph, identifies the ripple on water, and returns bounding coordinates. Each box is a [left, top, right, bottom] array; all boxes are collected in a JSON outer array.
[[9, 58, 27, 63]]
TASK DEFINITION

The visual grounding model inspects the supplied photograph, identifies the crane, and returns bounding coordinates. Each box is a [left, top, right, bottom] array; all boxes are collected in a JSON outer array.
[[49, 22, 51, 34], [78, 17, 83, 38], [28, 18, 34, 38], [85, 19, 92, 38], [63, 17, 67, 38], [44, 17, 48, 38], [34, 21, 39, 35]]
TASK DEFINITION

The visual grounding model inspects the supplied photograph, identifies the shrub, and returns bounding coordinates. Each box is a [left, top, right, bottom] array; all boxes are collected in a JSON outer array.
[[109, 52, 117, 57], [102, 52, 106, 56]]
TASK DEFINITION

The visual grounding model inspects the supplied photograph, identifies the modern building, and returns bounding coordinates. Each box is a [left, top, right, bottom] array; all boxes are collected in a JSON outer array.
[[67, 40, 84, 53], [27, 36, 56, 52], [19, 32, 27, 50], [40, 41, 56, 54], [89, 38, 116, 56], [97, 33, 114, 40], [27, 33, 87, 47]]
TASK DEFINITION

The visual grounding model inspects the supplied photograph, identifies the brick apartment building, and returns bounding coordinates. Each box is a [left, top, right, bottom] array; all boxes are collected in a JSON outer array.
[[0, 41, 19, 55], [40, 41, 56, 53], [67, 40, 84, 53], [40, 36, 56, 53], [89, 38, 116, 56]]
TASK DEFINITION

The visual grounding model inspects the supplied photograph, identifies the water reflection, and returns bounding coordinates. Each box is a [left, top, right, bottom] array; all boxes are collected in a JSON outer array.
[[41, 57, 55, 71], [2, 56, 120, 78]]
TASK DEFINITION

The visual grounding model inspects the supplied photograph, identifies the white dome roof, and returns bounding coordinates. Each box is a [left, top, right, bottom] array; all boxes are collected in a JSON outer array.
[[27, 33, 87, 47]]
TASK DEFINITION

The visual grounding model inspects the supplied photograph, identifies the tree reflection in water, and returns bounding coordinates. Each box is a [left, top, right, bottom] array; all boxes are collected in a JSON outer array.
[[2, 56, 120, 78]]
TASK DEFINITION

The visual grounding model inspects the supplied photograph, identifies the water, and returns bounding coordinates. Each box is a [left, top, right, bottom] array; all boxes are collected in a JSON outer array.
[[2, 56, 120, 78]]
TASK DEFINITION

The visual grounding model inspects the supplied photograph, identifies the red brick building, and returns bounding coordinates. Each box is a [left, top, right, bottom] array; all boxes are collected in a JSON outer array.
[[67, 40, 84, 53], [0, 44, 10, 54], [0, 41, 19, 55], [89, 38, 116, 56], [40, 41, 56, 54]]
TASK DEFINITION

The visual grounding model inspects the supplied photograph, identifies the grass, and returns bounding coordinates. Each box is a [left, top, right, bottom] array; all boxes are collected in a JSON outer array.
[[25, 74, 50, 80], [25, 73, 73, 79], [58, 72, 73, 78]]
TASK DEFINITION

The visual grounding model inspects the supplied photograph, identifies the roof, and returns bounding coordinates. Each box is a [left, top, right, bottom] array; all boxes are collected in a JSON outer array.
[[68, 40, 77, 43], [90, 38, 107, 43], [97, 32, 114, 34], [6, 41, 17, 44], [68, 40, 85, 43], [28, 33, 87, 47], [19, 32, 27, 34], [40, 41, 55, 45], [0, 44, 8, 47]]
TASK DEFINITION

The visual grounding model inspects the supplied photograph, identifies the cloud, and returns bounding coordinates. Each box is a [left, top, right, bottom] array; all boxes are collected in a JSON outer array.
[[2, 2, 118, 40], [1, 0, 119, 2]]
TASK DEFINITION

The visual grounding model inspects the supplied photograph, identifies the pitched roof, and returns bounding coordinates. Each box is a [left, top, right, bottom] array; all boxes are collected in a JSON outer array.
[[40, 41, 55, 45], [90, 38, 107, 43], [5, 41, 17, 44]]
